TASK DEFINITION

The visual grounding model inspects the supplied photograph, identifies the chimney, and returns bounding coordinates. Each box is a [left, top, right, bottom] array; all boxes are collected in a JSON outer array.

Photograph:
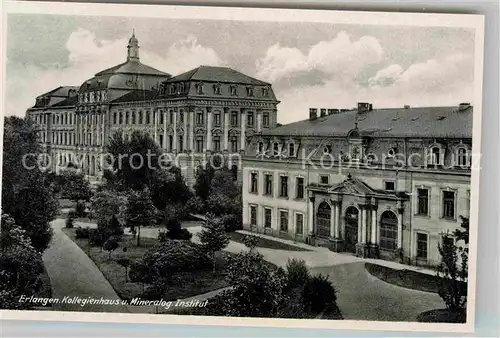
[[309, 108, 318, 121], [404, 105, 410, 109], [459, 102, 471, 111], [357, 102, 372, 114], [320, 108, 327, 117]]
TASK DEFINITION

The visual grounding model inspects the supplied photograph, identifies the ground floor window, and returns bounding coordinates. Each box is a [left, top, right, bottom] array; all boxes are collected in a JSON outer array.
[[280, 210, 288, 231], [379, 210, 398, 251], [416, 233, 428, 259], [264, 208, 272, 228], [250, 205, 257, 226], [316, 201, 331, 237], [296, 213, 304, 235]]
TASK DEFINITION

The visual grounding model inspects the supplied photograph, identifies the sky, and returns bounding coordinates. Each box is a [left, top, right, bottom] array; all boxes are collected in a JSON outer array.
[[5, 14, 476, 124]]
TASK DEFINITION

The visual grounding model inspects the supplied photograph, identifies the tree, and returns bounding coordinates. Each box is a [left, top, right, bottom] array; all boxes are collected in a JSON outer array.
[[125, 189, 157, 246], [104, 131, 162, 191], [2, 116, 59, 251], [224, 250, 286, 317], [59, 169, 93, 204], [0, 214, 45, 309], [437, 216, 469, 317], [117, 257, 131, 282], [163, 203, 191, 240], [300, 274, 338, 314], [150, 167, 192, 211], [90, 190, 127, 227], [198, 213, 230, 272], [193, 163, 216, 202], [103, 237, 120, 259]]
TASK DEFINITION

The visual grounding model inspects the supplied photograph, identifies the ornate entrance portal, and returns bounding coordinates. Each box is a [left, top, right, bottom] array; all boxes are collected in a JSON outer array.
[[344, 206, 359, 253], [316, 201, 331, 238]]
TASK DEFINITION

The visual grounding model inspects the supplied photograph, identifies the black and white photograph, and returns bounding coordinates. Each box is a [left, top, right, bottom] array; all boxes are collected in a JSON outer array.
[[0, 1, 484, 332]]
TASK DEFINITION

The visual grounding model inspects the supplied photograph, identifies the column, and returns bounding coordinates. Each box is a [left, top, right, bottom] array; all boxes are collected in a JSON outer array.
[[183, 109, 188, 152], [206, 107, 212, 152], [330, 202, 335, 238], [362, 205, 367, 244], [335, 202, 341, 238], [397, 208, 404, 249], [172, 109, 177, 152], [371, 207, 378, 244], [223, 107, 229, 151], [96, 113, 100, 146], [357, 206, 363, 243], [153, 109, 158, 143], [101, 109, 105, 147], [90, 112, 95, 146], [308, 197, 315, 235], [162, 110, 167, 150], [189, 107, 195, 152], [256, 109, 262, 133], [240, 108, 246, 151]]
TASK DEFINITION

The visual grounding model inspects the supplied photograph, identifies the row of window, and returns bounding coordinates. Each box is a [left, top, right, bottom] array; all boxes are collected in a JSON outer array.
[[78, 91, 107, 104], [249, 205, 305, 234], [112, 110, 270, 128], [250, 172, 305, 199], [156, 134, 241, 153], [161, 82, 270, 98], [416, 188, 470, 220], [256, 141, 471, 168]]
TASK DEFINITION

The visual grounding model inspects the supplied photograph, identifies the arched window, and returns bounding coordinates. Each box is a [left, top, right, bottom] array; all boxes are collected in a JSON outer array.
[[316, 202, 331, 238], [273, 142, 280, 156], [288, 142, 295, 157], [258, 142, 264, 153], [138, 111, 143, 124], [379, 211, 398, 251], [344, 206, 359, 253], [429, 146, 442, 165], [131, 112, 136, 124], [457, 147, 469, 167]]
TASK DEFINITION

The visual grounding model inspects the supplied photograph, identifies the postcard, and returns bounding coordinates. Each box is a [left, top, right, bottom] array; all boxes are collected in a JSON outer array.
[[0, 1, 484, 333]]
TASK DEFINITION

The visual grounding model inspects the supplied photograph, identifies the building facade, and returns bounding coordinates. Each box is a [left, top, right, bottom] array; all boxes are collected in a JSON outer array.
[[242, 103, 473, 266], [26, 32, 280, 185]]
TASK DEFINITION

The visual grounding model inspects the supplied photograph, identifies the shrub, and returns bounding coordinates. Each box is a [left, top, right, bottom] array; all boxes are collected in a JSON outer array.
[[88, 228, 109, 247], [286, 258, 310, 289], [75, 201, 86, 217], [103, 236, 120, 259], [220, 213, 242, 232], [75, 226, 90, 239], [242, 234, 259, 251], [143, 240, 212, 282], [116, 257, 131, 282], [185, 196, 205, 214], [65, 217, 74, 229], [142, 283, 164, 300], [164, 218, 192, 240], [301, 274, 337, 314], [129, 261, 151, 286]]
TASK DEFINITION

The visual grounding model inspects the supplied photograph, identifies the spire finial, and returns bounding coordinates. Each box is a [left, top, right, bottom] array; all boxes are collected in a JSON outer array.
[[127, 30, 139, 61]]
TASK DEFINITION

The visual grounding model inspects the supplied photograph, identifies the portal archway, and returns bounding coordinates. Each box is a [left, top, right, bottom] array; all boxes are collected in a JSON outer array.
[[379, 210, 398, 251], [316, 201, 331, 238], [344, 206, 359, 253]]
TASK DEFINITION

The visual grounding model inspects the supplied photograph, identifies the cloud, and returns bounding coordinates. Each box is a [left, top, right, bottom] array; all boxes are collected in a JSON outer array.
[[6, 29, 224, 117], [256, 31, 384, 85], [275, 53, 474, 124]]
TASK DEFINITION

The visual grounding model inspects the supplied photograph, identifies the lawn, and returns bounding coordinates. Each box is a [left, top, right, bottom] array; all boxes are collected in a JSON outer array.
[[62, 228, 232, 302], [228, 232, 311, 252]]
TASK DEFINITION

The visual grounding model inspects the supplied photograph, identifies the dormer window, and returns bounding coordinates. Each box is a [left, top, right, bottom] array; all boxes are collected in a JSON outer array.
[[258, 141, 264, 153], [169, 84, 176, 95], [387, 148, 396, 158], [246, 86, 254, 97], [323, 145, 332, 154], [179, 83, 185, 93], [213, 84, 221, 95], [288, 142, 296, 157], [196, 83, 204, 94], [428, 145, 443, 166], [273, 142, 280, 156], [262, 87, 269, 97], [230, 85, 238, 96], [456, 147, 470, 167]]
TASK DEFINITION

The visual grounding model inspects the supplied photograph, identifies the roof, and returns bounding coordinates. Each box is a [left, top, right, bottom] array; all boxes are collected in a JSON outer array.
[[110, 90, 157, 103], [264, 105, 473, 139], [36, 86, 78, 99], [166, 66, 270, 85], [95, 60, 169, 77], [51, 95, 78, 108]]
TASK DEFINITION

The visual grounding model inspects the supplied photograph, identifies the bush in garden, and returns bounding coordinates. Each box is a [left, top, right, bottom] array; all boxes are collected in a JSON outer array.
[[75, 226, 90, 239], [116, 257, 131, 282], [88, 228, 109, 248], [285, 258, 310, 289], [142, 240, 212, 283], [65, 217, 75, 229], [75, 201, 86, 217], [300, 274, 338, 314], [129, 261, 151, 293], [103, 236, 119, 259], [185, 196, 205, 214], [107, 215, 124, 237]]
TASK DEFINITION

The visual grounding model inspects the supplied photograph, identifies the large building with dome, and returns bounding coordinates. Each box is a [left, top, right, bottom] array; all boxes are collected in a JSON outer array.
[[26, 32, 280, 185]]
